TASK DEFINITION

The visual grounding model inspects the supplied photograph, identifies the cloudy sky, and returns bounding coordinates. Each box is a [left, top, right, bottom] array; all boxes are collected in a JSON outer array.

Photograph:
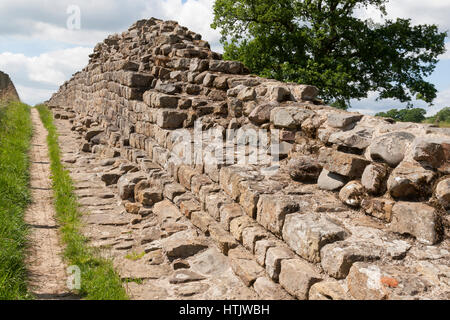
[[0, 0, 449, 116]]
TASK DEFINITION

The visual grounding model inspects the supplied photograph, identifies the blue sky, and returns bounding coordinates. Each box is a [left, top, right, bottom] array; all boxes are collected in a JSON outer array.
[[0, 0, 449, 116]]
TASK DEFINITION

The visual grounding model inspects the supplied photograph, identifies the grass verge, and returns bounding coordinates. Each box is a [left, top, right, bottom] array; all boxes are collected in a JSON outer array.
[[36, 104, 128, 300], [0, 101, 32, 300]]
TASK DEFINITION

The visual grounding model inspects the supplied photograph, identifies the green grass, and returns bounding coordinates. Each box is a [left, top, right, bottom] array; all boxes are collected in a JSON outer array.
[[35, 104, 128, 300], [0, 101, 33, 300], [125, 251, 146, 261]]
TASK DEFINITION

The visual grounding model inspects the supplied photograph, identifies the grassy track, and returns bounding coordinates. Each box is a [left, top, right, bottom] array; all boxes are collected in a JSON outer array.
[[36, 105, 128, 300], [0, 101, 32, 300]]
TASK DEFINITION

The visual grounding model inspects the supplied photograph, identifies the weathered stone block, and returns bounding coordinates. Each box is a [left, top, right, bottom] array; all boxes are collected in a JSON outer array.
[[230, 215, 257, 242], [253, 277, 294, 300], [282, 213, 348, 263], [257, 195, 300, 236], [242, 225, 269, 253], [317, 169, 347, 191], [228, 247, 265, 286], [324, 151, 370, 178], [117, 172, 147, 200], [436, 178, 450, 209], [320, 241, 381, 279], [180, 199, 201, 218], [219, 203, 243, 231], [265, 246, 294, 282], [270, 107, 315, 129], [191, 211, 216, 233], [361, 198, 395, 222], [327, 113, 363, 128], [361, 163, 388, 194], [387, 161, 435, 199], [370, 132, 415, 167], [279, 259, 322, 300], [208, 224, 238, 255], [156, 109, 187, 129], [390, 202, 439, 245], [205, 192, 230, 221]]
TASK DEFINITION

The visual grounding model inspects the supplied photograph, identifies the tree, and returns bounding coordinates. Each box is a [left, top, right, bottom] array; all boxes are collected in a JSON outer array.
[[375, 108, 426, 123], [211, 0, 447, 109], [426, 107, 450, 124], [433, 107, 450, 122]]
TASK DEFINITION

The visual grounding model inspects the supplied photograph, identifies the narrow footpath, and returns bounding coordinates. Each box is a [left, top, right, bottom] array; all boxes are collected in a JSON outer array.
[[24, 108, 72, 299]]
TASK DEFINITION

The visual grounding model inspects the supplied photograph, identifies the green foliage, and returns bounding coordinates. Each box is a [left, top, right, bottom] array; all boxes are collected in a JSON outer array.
[[36, 105, 128, 300], [427, 107, 450, 123], [0, 101, 33, 300], [375, 107, 427, 123], [212, 0, 447, 109]]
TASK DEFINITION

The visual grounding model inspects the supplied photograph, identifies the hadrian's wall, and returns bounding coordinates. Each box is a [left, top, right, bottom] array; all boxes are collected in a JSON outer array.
[[48, 18, 450, 300], [0, 71, 19, 102]]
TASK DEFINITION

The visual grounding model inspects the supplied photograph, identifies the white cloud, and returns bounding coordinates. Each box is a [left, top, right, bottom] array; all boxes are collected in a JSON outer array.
[[356, 0, 450, 31], [15, 85, 55, 105], [0, 47, 91, 104], [0, 0, 223, 106], [349, 87, 450, 117], [143, 0, 222, 51], [0, 0, 222, 48], [440, 42, 450, 60]]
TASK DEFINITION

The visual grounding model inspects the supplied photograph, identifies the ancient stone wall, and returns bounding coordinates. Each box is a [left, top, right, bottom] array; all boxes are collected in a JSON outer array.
[[0, 71, 19, 102], [48, 18, 450, 300]]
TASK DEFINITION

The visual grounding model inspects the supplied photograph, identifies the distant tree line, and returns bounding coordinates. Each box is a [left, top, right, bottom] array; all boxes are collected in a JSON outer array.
[[376, 107, 450, 124]]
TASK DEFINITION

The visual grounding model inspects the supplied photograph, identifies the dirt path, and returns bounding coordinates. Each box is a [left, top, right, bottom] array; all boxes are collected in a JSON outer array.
[[24, 108, 73, 299]]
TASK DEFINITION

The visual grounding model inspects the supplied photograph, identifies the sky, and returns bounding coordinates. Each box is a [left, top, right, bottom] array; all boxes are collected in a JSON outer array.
[[0, 0, 449, 116]]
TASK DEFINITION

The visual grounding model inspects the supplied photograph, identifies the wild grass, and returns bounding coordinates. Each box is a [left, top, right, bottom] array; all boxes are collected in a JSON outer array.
[[0, 101, 33, 300], [36, 104, 128, 300]]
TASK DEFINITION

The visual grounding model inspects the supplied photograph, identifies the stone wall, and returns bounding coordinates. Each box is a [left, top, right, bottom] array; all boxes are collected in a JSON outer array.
[[48, 18, 450, 300], [0, 71, 19, 102]]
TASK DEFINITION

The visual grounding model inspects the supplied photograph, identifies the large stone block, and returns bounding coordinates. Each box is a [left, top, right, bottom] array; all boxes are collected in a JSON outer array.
[[320, 241, 381, 279], [124, 72, 153, 88], [219, 203, 243, 231], [144, 91, 179, 109], [253, 277, 294, 300], [390, 202, 440, 245], [156, 109, 187, 129], [230, 215, 257, 242], [436, 178, 450, 209], [327, 113, 363, 128], [282, 213, 348, 263], [361, 163, 388, 194], [205, 192, 231, 221], [317, 169, 347, 191], [270, 107, 315, 129], [323, 151, 370, 178], [117, 172, 147, 200], [265, 246, 294, 282], [228, 247, 265, 287], [256, 195, 300, 236], [279, 259, 322, 300], [370, 132, 415, 167]]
